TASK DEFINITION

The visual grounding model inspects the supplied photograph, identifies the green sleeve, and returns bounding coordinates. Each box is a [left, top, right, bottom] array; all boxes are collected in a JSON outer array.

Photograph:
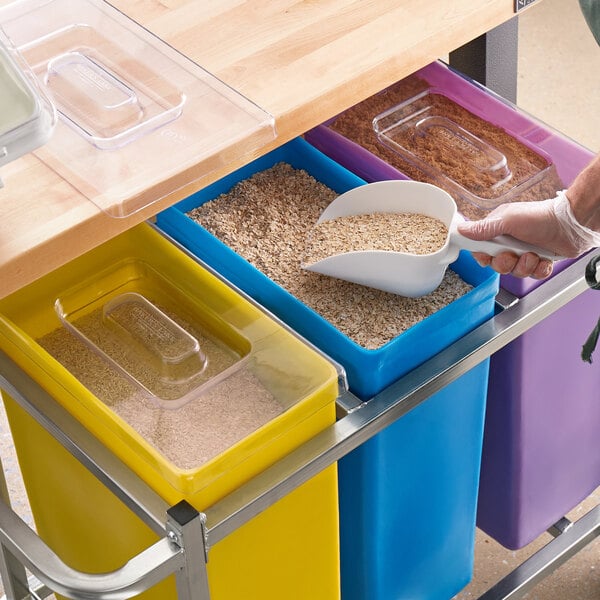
[[580, 0, 600, 45]]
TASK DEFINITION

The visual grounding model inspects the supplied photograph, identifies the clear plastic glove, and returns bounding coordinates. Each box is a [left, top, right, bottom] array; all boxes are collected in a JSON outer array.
[[457, 190, 600, 279]]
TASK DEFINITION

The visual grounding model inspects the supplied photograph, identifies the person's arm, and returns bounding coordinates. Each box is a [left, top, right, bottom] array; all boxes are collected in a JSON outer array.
[[457, 152, 600, 279], [565, 152, 600, 231]]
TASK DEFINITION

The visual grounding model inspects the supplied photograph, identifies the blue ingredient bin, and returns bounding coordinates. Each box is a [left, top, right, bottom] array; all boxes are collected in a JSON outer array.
[[156, 136, 499, 599]]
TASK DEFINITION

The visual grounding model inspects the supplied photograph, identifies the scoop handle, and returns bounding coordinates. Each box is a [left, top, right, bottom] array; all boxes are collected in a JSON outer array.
[[450, 230, 562, 261]]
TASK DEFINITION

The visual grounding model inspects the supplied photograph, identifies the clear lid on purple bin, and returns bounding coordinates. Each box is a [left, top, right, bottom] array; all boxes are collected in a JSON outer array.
[[372, 89, 555, 211], [0, 0, 276, 217]]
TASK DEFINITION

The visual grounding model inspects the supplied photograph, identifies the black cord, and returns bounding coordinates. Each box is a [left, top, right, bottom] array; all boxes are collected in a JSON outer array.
[[582, 255, 600, 362], [585, 254, 600, 290]]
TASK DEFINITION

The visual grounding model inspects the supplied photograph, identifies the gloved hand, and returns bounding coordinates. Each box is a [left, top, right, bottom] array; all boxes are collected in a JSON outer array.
[[457, 190, 600, 279]]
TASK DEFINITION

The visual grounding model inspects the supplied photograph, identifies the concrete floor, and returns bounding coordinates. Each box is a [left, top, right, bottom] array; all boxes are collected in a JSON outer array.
[[0, 0, 599, 599], [455, 489, 600, 599], [517, 0, 600, 155]]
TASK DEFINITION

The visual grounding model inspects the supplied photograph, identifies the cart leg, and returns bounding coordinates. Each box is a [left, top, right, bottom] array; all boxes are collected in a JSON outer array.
[[0, 456, 31, 600], [167, 501, 211, 600]]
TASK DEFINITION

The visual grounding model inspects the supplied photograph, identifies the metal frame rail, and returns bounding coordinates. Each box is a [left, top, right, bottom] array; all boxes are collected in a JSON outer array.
[[0, 249, 598, 600]]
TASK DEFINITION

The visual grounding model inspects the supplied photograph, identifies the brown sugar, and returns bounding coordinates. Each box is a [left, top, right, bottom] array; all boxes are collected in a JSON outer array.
[[329, 74, 564, 220]]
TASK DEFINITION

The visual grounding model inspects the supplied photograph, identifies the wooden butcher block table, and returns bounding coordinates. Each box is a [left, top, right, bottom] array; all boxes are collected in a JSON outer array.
[[0, 0, 522, 299]]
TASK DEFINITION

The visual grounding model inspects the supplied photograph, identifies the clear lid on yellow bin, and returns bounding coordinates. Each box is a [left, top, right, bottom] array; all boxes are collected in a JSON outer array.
[[372, 89, 555, 211], [0, 0, 276, 217], [0, 27, 55, 171], [54, 260, 258, 411]]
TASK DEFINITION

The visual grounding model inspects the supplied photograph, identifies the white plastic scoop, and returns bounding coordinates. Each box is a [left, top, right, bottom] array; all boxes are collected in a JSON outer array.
[[303, 180, 560, 297]]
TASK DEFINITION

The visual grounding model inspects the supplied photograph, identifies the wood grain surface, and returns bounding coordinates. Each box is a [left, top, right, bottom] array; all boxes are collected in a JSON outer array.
[[0, 0, 522, 298]]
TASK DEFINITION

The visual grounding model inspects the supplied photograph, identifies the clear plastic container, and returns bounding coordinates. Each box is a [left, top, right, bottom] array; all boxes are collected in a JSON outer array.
[[0, 27, 55, 169], [0, 0, 276, 217], [372, 89, 555, 211]]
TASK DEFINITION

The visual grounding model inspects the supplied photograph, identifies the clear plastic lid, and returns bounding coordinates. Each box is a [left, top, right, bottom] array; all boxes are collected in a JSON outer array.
[[372, 89, 554, 211], [54, 259, 253, 410], [0, 0, 276, 217], [0, 27, 55, 170], [101, 292, 209, 386]]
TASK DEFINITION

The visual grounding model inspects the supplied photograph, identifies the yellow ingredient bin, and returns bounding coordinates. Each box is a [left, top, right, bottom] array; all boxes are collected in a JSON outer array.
[[0, 223, 341, 599]]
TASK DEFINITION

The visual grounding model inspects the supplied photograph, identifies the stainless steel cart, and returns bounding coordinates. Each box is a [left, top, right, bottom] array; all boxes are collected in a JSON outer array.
[[0, 234, 598, 600]]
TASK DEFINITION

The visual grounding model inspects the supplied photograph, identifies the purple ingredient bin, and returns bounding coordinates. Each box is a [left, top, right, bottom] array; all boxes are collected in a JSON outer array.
[[304, 60, 600, 549], [480, 291, 600, 548]]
